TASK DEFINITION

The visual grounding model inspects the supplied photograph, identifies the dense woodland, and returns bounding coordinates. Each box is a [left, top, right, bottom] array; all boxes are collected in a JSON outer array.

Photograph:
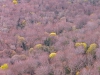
[[0, 0, 100, 75]]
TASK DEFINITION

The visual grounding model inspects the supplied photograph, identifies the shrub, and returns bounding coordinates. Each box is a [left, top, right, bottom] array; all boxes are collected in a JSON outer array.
[[34, 44, 43, 49], [49, 53, 56, 58], [0, 63, 8, 70], [75, 42, 87, 50], [17, 35, 25, 43], [17, 35, 28, 50], [49, 32, 57, 36], [13, 0, 18, 4], [76, 71, 80, 75], [86, 43, 97, 54], [28, 48, 34, 54]]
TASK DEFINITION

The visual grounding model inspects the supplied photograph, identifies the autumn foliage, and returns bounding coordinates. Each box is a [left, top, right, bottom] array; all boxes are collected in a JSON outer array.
[[0, 0, 100, 75]]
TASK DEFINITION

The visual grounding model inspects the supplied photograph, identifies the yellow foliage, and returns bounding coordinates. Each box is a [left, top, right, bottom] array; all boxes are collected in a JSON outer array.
[[86, 43, 97, 54], [49, 53, 56, 58], [75, 42, 87, 50], [75, 43, 82, 47], [81, 43, 87, 50], [0, 63, 8, 70], [29, 48, 34, 53], [49, 32, 57, 36], [76, 71, 80, 75], [17, 35, 25, 42], [34, 44, 42, 49], [13, 0, 18, 4]]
